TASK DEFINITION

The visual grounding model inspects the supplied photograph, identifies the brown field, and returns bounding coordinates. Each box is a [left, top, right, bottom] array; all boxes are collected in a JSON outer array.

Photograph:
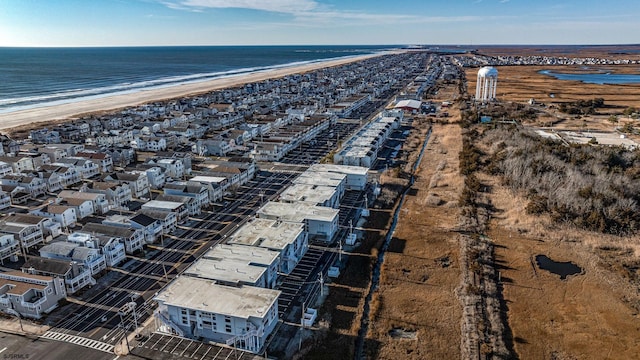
[[365, 83, 466, 359], [478, 170, 640, 359]]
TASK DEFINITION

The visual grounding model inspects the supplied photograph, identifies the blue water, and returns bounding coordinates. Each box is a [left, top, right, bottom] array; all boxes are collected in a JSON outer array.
[[0, 45, 395, 113], [540, 69, 640, 84]]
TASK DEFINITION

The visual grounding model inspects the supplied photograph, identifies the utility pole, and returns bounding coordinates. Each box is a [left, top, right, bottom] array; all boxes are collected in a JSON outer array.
[[118, 311, 131, 353]]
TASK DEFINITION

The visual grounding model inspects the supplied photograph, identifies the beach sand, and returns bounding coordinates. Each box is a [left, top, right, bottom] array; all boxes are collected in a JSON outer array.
[[0, 53, 385, 132]]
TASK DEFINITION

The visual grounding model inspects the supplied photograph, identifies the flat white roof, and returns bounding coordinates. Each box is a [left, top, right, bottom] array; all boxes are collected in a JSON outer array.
[[308, 163, 368, 176], [184, 258, 265, 285], [279, 184, 337, 205], [257, 201, 338, 223], [189, 175, 227, 184], [293, 172, 346, 188], [227, 218, 304, 251], [155, 276, 280, 319], [394, 99, 422, 110], [142, 200, 183, 210], [203, 243, 280, 267]]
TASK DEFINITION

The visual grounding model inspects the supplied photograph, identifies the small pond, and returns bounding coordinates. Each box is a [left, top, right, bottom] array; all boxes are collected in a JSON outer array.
[[539, 70, 640, 85], [535, 255, 582, 280]]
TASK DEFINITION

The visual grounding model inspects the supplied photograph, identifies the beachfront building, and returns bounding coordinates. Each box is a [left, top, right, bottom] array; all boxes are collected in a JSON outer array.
[[279, 183, 341, 208], [154, 276, 280, 353], [227, 218, 308, 275], [0, 271, 67, 319]]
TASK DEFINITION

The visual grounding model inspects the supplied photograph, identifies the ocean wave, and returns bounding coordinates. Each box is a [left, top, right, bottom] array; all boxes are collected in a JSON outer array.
[[0, 53, 378, 114]]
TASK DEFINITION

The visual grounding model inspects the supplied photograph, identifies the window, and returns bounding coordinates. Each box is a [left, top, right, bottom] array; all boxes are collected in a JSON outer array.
[[225, 324, 232, 333]]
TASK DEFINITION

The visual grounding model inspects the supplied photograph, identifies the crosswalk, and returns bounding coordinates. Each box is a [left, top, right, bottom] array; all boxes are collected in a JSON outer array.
[[40, 331, 115, 353]]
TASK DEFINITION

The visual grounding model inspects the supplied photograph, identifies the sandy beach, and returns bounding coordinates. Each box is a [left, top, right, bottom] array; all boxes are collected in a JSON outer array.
[[0, 53, 384, 132]]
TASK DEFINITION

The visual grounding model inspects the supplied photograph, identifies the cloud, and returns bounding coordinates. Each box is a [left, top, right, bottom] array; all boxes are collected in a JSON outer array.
[[164, 0, 318, 14], [157, 0, 508, 27]]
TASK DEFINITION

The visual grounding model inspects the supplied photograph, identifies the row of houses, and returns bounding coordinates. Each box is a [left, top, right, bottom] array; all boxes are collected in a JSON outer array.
[[152, 164, 368, 353], [0, 156, 258, 320], [334, 110, 403, 168]]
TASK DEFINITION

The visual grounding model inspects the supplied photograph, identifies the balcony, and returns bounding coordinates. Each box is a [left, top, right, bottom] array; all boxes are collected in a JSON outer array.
[[21, 296, 46, 309]]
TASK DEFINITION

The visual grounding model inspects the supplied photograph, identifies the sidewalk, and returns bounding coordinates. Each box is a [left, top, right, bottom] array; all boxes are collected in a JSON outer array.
[[0, 316, 49, 337]]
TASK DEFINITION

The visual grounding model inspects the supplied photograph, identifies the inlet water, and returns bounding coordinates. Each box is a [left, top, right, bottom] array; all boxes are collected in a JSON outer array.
[[539, 70, 640, 85], [535, 255, 582, 280]]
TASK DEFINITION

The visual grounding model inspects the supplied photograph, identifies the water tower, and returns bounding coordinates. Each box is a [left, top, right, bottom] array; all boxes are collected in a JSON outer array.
[[475, 66, 498, 103]]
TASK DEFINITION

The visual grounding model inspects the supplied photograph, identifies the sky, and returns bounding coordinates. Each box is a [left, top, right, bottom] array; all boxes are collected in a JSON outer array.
[[0, 0, 639, 47]]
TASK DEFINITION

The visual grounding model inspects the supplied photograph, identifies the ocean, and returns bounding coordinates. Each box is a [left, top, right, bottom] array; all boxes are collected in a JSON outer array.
[[0, 45, 395, 113]]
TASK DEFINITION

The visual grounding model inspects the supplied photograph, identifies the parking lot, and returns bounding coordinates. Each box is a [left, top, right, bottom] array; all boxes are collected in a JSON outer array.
[[133, 332, 262, 360]]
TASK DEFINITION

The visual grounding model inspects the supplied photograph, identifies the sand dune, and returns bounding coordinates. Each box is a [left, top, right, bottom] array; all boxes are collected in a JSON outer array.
[[0, 53, 384, 132]]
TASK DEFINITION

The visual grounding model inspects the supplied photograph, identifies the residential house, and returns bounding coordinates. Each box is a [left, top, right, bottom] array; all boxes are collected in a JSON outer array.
[[22, 257, 95, 295], [66, 232, 126, 268], [58, 190, 110, 215], [0, 234, 19, 264], [86, 181, 132, 209], [139, 209, 177, 234], [163, 182, 209, 210], [0, 214, 47, 253], [0, 189, 11, 210], [141, 200, 188, 223], [82, 223, 145, 254], [75, 152, 114, 173], [38, 242, 106, 276], [155, 194, 200, 216], [0, 271, 66, 319], [109, 172, 150, 199], [30, 204, 77, 229]]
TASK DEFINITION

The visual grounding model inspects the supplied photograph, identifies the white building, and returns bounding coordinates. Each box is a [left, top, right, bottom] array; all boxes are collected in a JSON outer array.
[[257, 201, 339, 242], [227, 218, 307, 274], [186, 244, 280, 289], [154, 277, 280, 353], [307, 164, 368, 191]]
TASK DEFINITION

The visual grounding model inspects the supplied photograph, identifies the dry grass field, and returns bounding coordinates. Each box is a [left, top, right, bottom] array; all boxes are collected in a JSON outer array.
[[365, 84, 466, 359], [479, 171, 640, 359]]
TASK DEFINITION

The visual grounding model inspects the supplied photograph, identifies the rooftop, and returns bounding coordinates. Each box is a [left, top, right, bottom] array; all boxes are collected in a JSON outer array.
[[154, 276, 280, 319], [227, 218, 304, 251], [257, 201, 339, 223]]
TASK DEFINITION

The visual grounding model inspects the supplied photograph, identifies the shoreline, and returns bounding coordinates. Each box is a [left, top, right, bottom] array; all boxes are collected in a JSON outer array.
[[0, 52, 387, 132]]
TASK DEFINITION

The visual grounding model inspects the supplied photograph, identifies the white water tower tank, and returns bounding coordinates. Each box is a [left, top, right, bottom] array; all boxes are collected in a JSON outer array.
[[475, 66, 498, 103]]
